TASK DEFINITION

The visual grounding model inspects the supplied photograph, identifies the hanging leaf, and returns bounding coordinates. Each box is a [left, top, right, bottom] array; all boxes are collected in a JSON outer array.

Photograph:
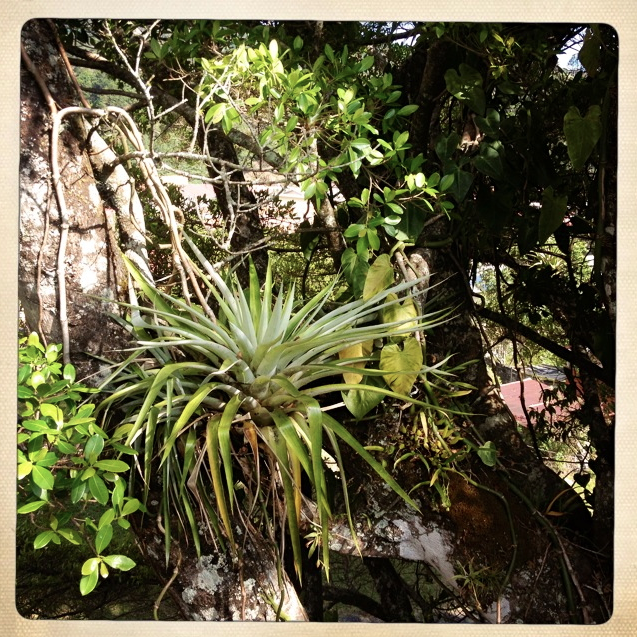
[[578, 28, 602, 77], [474, 142, 504, 179], [538, 186, 568, 245], [381, 294, 418, 341], [563, 105, 602, 171], [342, 376, 386, 419], [338, 340, 373, 384], [380, 337, 423, 395], [477, 441, 498, 467], [363, 254, 394, 300], [444, 64, 486, 115]]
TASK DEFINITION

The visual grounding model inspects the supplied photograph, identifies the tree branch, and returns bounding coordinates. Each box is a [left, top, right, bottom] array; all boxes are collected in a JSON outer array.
[[477, 306, 613, 388]]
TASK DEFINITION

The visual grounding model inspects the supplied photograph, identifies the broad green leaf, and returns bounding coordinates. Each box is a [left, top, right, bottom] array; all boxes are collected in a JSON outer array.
[[103, 554, 136, 571], [397, 104, 419, 117], [63, 363, 76, 382], [538, 186, 568, 245], [337, 340, 373, 384], [95, 523, 114, 554], [474, 142, 504, 179], [94, 459, 130, 473], [444, 64, 486, 115], [578, 28, 601, 77], [474, 108, 501, 136], [563, 105, 602, 171], [341, 248, 369, 298], [342, 376, 386, 419], [57, 528, 81, 545], [477, 441, 498, 467], [31, 465, 54, 491], [363, 254, 394, 301], [381, 294, 418, 340], [88, 474, 109, 505], [380, 337, 423, 395]]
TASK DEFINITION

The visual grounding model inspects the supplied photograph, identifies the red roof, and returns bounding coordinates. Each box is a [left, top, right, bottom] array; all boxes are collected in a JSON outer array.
[[500, 378, 561, 424]]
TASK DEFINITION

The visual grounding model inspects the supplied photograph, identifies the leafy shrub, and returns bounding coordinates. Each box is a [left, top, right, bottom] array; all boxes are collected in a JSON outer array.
[[17, 333, 139, 595]]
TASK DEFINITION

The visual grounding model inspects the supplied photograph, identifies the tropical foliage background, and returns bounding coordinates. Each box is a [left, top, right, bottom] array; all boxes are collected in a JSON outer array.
[[17, 19, 615, 623]]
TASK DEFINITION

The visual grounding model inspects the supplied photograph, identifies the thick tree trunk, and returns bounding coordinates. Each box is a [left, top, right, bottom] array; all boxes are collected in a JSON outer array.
[[20, 20, 302, 621], [20, 19, 130, 380]]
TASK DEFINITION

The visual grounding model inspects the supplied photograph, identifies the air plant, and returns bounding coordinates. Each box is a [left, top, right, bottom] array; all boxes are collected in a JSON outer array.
[[99, 236, 451, 578]]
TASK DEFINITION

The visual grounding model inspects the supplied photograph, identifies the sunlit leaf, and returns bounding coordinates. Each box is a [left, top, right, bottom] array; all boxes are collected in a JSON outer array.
[[380, 337, 423, 395]]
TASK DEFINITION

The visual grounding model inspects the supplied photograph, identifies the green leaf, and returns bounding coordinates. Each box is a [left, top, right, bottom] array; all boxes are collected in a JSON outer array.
[[95, 523, 114, 554], [103, 554, 136, 571], [381, 294, 418, 340], [538, 186, 568, 245], [342, 376, 386, 419], [563, 105, 602, 171], [31, 465, 54, 491], [380, 337, 423, 395], [440, 173, 455, 191], [57, 528, 81, 545], [18, 500, 47, 514], [477, 441, 497, 467], [34, 530, 57, 549], [397, 104, 419, 117], [121, 498, 141, 516], [363, 254, 394, 301], [94, 459, 130, 473], [98, 509, 116, 529], [84, 434, 104, 459], [341, 248, 369, 298], [88, 474, 109, 506], [40, 403, 63, 427], [205, 102, 226, 125], [17, 461, 33, 480], [63, 364, 76, 382], [474, 142, 504, 179], [578, 28, 601, 77], [80, 570, 99, 596], [293, 35, 303, 51]]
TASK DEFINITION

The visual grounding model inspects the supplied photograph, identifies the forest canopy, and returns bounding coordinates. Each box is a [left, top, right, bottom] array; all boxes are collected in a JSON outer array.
[[17, 19, 616, 624]]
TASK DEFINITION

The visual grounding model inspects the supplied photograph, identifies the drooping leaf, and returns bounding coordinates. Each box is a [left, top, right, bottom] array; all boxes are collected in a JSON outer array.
[[80, 570, 99, 596], [95, 523, 114, 554], [538, 186, 568, 245], [338, 340, 373, 384], [563, 105, 602, 171], [474, 142, 504, 179], [363, 254, 394, 300], [381, 294, 418, 341], [380, 337, 423, 395], [341, 248, 369, 298], [342, 375, 386, 419], [477, 441, 498, 467], [578, 28, 602, 77]]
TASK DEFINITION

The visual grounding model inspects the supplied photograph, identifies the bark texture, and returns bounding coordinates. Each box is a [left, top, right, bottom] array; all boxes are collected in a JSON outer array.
[[20, 19, 130, 380]]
